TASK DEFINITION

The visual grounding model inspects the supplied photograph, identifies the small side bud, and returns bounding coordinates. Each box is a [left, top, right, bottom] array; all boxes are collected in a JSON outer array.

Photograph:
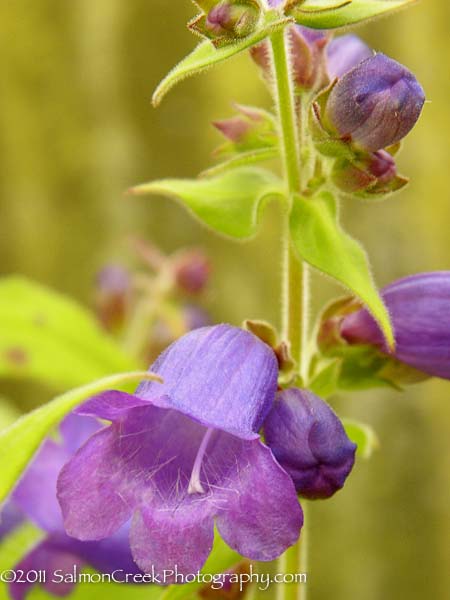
[[95, 265, 131, 332], [190, 1, 261, 46], [213, 104, 277, 155], [173, 250, 211, 295], [264, 388, 356, 499], [332, 150, 408, 197], [325, 53, 425, 152]]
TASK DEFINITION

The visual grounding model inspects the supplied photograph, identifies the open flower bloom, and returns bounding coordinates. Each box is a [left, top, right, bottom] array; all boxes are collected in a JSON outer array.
[[57, 325, 303, 578], [340, 272, 450, 380], [0, 502, 23, 541], [9, 414, 142, 600], [264, 389, 356, 499]]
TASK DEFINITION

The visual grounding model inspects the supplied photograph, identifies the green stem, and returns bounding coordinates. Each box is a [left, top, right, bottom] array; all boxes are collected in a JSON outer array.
[[270, 26, 310, 600]]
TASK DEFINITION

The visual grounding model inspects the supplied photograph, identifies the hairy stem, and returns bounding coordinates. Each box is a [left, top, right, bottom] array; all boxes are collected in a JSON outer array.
[[270, 26, 310, 600]]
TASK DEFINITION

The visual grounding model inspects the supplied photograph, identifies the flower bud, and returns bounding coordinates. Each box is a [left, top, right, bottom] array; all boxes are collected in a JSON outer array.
[[95, 265, 131, 331], [264, 388, 356, 499], [332, 149, 408, 196], [191, 1, 260, 44], [326, 34, 372, 80], [325, 53, 425, 151], [340, 272, 450, 380], [251, 25, 329, 90], [173, 250, 211, 295]]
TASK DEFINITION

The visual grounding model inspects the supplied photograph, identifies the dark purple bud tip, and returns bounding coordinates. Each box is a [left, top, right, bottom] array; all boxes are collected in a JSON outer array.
[[326, 53, 425, 152], [264, 388, 356, 500], [340, 272, 450, 380]]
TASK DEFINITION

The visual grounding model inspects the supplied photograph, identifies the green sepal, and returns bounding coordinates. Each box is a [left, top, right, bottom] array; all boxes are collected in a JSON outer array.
[[200, 147, 278, 178], [287, 0, 416, 30], [130, 167, 285, 240], [153, 10, 293, 106], [289, 191, 394, 348]]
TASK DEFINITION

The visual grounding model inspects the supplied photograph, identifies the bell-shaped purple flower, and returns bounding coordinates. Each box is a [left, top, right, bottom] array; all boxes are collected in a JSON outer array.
[[264, 388, 356, 500], [57, 325, 303, 578], [340, 272, 450, 380], [9, 414, 142, 600], [326, 34, 372, 80], [325, 53, 425, 151]]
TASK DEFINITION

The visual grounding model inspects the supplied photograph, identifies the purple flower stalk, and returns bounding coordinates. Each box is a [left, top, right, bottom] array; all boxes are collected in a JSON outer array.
[[264, 389, 356, 499], [325, 53, 425, 151], [340, 272, 450, 380], [57, 325, 303, 578], [9, 414, 142, 600]]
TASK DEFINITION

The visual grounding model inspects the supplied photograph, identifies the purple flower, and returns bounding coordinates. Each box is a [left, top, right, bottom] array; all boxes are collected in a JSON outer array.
[[340, 272, 450, 380], [0, 502, 24, 541], [57, 325, 303, 578], [9, 414, 142, 600], [327, 34, 372, 80], [264, 389, 356, 499], [173, 250, 211, 295], [325, 53, 425, 151]]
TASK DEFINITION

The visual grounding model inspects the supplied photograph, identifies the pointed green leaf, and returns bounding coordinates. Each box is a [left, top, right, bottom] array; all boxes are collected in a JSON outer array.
[[201, 147, 278, 178], [152, 11, 292, 106], [0, 371, 161, 504], [131, 167, 285, 239], [289, 192, 394, 348], [0, 278, 138, 389], [291, 0, 415, 29], [342, 418, 379, 459]]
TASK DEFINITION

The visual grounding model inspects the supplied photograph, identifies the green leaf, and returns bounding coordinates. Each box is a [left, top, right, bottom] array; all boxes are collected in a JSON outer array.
[[152, 11, 292, 106], [131, 167, 285, 239], [0, 277, 138, 389], [342, 418, 379, 459], [0, 371, 161, 504], [289, 192, 394, 348], [200, 148, 278, 178], [290, 0, 415, 29]]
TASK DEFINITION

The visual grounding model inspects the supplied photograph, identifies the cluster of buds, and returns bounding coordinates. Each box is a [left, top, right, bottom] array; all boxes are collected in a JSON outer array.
[[189, 0, 261, 46], [94, 239, 211, 361], [313, 52, 425, 197]]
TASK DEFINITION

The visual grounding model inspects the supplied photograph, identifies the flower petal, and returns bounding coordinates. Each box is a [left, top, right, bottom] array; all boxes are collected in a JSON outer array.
[[136, 324, 278, 439], [9, 539, 84, 600], [13, 439, 68, 532], [59, 413, 102, 454], [216, 440, 303, 561], [75, 390, 151, 421], [57, 426, 138, 540], [130, 505, 214, 578]]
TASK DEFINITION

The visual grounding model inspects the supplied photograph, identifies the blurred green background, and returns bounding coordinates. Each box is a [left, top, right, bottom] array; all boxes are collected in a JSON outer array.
[[0, 1, 449, 598]]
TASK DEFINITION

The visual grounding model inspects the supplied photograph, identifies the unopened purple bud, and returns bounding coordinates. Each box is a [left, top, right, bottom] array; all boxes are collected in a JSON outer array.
[[264, 388, 356, 499], [326, 53, 425, 151], [340, 272, 450, 380], [174, 250, 211, 295], [327, 34, 372, 80]]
